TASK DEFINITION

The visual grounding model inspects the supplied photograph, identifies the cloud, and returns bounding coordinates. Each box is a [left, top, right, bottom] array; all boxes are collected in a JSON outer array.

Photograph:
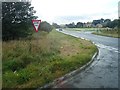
[[52, 16, 90, 24], [31, 0, 119, 24], [52, 11, 118, 24]]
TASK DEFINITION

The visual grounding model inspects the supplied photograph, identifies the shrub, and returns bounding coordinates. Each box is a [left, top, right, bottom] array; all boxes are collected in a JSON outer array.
[[3, 70, 19, 87], [17, 69, 31, 84], [3, 59, 24, 72], [40, 21, 53, 33]]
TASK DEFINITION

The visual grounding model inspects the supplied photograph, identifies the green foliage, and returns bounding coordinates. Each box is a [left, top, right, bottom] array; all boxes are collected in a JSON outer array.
[[2, 2, 37, 41], [66, 22, 76, 28], [118, 18, 120, 29], [17, 69, 32, 84], [40, 21, 53, 33], [3, 59, 24, 72], [76, 22, 83, 28], [3, 70, 19, 87], [105, 19, 118, 28], [92, 18, 104, 26], [3, 53, 35, 72]]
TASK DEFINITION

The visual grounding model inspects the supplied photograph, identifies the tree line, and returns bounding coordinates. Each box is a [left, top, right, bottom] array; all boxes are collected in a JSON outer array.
[[66, 18, 118, 28], [2, 2, 52, 41], [53, 18, 119, 29]]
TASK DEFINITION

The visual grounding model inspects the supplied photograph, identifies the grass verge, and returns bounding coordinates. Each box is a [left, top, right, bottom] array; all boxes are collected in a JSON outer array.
[[65, 28, 106, 31], [2, 29, 97, 88], [92, 29, 120, 38]]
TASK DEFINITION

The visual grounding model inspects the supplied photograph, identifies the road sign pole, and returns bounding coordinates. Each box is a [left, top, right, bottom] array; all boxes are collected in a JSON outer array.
[[32, 20, 41, 52], [36, 35, 38, 52]]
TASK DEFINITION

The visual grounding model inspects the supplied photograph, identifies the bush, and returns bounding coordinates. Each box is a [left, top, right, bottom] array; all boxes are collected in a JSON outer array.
[[3, 53, 35, 72], [40, 21, 53, 33], [20, 53, 34, 66], [3, 59, 24, 72], [17, 69, 31, 84], [3, 70, 19, 87]]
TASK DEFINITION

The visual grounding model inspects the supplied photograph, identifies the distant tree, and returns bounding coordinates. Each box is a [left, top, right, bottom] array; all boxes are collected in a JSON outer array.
[[52, 23, 60, 28], [66, 22, 76, 28], [92, 18, 104, 26], [111, 19, 118, 28], [118, 18, 120, 29], [100, 18, 104, 24], [40, 21, 53, 33], [102, 19, 111, 27], [106, 19, 118, 28], [118, 18, 120, 35], [92, 20, 100, 26], [104, 19, 111, 23], [76, 22, 83, 28], [2, 2, 37, 41]]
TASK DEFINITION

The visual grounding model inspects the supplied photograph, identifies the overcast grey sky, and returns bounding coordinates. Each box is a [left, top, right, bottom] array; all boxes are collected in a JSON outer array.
[[31, 0, 119, 24]]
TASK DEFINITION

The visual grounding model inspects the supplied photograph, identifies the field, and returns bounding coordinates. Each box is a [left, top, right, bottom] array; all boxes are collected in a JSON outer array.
[[2, 29, 97, 88]]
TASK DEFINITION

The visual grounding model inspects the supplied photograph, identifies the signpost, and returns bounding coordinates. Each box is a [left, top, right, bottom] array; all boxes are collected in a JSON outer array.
[[31, 20, 41, 52], [32, 20, 41, 32]]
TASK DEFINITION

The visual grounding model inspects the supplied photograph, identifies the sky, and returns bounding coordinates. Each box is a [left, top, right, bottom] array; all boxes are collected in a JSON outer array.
[[31, 0, 119, 25]]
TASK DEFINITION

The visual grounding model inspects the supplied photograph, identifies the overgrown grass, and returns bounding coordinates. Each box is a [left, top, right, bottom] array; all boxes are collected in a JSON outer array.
[[92, 29, 120, 38], [2, 29, 97, 88], [0, 41, 2, 89]]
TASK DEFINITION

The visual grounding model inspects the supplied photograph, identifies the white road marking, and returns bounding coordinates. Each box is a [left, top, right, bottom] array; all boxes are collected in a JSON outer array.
[[95, 43, 119, 53]]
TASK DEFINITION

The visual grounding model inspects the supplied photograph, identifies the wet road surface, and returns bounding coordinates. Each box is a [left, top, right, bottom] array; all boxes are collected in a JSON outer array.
[[54, 29, 119, 88]]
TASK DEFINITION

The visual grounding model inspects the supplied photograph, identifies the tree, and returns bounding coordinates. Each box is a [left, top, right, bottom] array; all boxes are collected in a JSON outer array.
[[52, 23, 60, 28], [2, 2, 37, 41], [76, 22, 83, 28], [66, 22, 76, 28], [102, 19, 111, 27], [104, 19, 111, 23], [92, 18, 104, 26], [105, 19, 118, 28], [118, 18, 120, 29], [40, 21, 53, 33], [111, 19, 118, 28], [100, 18, 104, 24]]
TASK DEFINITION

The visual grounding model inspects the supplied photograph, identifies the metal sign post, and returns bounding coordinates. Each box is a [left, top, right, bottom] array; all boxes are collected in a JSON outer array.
[[32, 20, 41, 52]]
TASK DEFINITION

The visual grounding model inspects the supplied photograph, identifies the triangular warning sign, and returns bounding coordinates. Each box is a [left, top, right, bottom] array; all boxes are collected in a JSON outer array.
[[32, 20, 41, 32]]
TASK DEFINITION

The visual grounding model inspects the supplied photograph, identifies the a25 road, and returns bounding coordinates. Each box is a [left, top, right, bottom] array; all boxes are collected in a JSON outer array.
[[54, 29, 119, 88]]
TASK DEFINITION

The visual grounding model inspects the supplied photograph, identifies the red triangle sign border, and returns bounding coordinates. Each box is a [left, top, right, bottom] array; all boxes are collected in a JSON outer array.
[[32, 20, 41, 32]]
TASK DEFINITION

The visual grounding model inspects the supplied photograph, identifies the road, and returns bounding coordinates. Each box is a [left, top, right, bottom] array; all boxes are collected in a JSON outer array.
[[54, 29, 119, 88]]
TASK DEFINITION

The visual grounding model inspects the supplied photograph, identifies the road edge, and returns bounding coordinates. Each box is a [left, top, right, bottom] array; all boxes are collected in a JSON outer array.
[[38, 29, 99, 89]]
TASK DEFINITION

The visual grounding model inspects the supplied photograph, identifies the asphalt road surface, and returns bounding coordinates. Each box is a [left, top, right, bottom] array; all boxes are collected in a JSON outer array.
[[54, 29, 119, 88]]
